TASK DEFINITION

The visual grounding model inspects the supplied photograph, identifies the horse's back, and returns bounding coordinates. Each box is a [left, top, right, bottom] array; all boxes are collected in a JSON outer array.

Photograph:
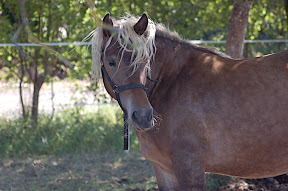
[[205, 50, 288, 178]]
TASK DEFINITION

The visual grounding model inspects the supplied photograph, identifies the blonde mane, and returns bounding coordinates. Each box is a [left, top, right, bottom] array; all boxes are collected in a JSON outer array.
[[90, 15, 157, 82]]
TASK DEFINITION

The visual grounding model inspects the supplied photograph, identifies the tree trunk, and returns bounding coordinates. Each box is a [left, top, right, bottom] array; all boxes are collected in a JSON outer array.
[[31, 81, 41, 128], [19, 58, 27, 120], [225, 0, 253, 59], [31, 73, 44, 129]]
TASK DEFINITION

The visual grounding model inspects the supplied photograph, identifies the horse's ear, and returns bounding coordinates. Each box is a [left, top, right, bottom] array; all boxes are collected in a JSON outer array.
[[134, 13, 148, 35], [102, 13, 114, 37]]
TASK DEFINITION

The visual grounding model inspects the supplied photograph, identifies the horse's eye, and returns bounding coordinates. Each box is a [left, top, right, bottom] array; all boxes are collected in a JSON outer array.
[[108, 60, 116, 67]]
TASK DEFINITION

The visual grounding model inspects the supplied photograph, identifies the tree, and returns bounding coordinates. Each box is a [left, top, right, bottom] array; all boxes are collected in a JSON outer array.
[[225, 0, 253, 59], [0, 0, 93, 127]]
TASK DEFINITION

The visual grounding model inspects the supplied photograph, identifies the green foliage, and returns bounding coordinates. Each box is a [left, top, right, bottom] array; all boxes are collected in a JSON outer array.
[[0, 0, 100, 125], [1, 0, 287, 84], [248, 0, 288, 40], [0, 105, 139, 158], [0, 0, 94, 81], [1, 0, 288, 82]]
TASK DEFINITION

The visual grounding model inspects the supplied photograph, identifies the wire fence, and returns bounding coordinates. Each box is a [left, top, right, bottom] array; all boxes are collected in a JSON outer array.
[[1, 39, 288, 117], [1, 39, 288, 46], [0, 42, 90, 47]]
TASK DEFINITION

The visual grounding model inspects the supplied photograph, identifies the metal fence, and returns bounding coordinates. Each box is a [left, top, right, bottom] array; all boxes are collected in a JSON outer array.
[[2, 39, 288, 47], [1, 40, 288, 117]]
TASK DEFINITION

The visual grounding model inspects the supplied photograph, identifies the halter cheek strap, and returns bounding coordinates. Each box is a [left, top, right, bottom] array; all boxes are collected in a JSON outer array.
[[101, 65, 149, 110]]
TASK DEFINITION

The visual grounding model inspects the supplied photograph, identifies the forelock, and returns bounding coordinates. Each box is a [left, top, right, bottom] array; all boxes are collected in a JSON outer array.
[[90, 14, 156, 82]]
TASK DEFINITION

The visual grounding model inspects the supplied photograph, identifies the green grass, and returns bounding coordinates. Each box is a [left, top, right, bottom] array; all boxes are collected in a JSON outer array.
[[0, 105, 139, 158]]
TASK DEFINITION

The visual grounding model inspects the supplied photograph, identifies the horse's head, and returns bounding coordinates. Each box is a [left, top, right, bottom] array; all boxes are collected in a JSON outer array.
[[91, 13, 156, 130]]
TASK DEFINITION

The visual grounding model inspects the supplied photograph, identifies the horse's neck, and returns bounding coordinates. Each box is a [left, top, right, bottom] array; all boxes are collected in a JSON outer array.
[[150, 34, 190, 82], [150, 33, 212, 89], [148, 31, 229, 105]]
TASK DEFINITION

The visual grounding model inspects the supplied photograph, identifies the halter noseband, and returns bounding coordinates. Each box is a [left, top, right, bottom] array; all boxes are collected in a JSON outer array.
[[100, 58, 153, 150]]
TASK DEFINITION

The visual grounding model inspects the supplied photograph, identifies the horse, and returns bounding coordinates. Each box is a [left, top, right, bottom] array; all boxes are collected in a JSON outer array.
[[90, 13, 288, 191]]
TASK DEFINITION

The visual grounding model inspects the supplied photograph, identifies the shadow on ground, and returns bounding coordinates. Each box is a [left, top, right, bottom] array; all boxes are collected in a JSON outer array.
[[0, 152, 287, 191]]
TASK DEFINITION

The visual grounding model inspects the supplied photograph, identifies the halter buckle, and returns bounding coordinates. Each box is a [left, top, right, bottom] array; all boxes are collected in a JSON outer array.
[[112, 84, 118, 91]]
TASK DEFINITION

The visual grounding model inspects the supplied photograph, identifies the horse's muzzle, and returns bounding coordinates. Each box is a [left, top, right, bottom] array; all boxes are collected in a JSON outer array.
[[130, 106, 153, 130]]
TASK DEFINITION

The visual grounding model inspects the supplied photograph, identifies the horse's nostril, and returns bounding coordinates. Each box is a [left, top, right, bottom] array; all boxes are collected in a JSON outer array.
[[132, 111, 141, 123], [131, 108, 153, 128]]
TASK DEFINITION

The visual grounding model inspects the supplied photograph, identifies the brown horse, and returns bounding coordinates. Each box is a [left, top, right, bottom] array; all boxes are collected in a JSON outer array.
[[90, 13, 288, 191]]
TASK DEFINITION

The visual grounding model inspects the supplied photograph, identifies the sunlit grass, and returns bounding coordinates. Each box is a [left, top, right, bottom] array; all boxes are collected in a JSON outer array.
[[0, 105, 139, 158]]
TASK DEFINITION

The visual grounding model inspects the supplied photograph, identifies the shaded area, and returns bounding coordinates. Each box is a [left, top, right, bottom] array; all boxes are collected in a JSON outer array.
[[1, 152, 288, 190], [0, 152, 157, 191], [219, 174, 288, 191]]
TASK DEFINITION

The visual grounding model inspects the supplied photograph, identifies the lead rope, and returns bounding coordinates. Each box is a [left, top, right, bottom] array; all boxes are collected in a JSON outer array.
[[114, 90, 129, 150], [113, 90, 129, 150], [123, 112, 129, 150]]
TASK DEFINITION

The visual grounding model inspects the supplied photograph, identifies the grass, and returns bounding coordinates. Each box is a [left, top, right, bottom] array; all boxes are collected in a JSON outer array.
[[0, 152, 158, 191], [0, 105, 140, 158]]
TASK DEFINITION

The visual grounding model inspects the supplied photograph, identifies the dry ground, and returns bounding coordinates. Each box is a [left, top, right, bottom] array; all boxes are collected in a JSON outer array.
[[1, 151, 287, 191], [0, 152, 157, 191]]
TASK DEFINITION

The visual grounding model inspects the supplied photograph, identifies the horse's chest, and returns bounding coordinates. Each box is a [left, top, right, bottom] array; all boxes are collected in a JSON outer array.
[[136, 131, 173, 169]]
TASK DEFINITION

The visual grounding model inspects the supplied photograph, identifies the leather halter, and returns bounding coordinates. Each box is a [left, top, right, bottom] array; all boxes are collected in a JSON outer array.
[[100, 58, 154, 150], [101, 64, 149, 112]]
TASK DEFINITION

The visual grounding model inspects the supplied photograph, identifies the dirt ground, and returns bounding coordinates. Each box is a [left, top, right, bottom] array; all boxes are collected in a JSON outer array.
[[1, 152, 288, 191], [0, 152, 157, 191], [219, 174, 288, 191]]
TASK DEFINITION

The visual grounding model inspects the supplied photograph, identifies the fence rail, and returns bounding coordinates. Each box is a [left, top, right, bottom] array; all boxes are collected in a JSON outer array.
[[1, 39, 288, 47], [0, 42, 90, 47]]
